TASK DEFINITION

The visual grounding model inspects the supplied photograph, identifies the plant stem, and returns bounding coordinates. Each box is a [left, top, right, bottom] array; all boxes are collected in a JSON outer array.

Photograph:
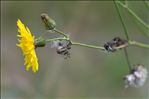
[[124, 48, 131, 71], [129, 40, 149, 48], [144, 1, 149, 10], [125, 0, 128, 7], [114, 0, 132, 72], [114, 1, 130, 40], [53, 29, 68, 38], [117, 1, 149, 30], [72, 42, 105, 50], [46, 37, 67, 42], [46, 38, 105, 50]]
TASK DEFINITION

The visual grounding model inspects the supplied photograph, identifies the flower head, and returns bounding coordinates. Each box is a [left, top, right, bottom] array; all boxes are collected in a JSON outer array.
[[51, 40, 72, 59], [17, 19, 38, 73], [123, 64, 148, 88], [104, 37, 128, 52]]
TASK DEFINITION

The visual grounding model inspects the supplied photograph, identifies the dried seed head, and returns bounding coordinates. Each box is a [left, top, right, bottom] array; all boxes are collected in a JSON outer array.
[[123, 74, 136, 88], [104, 37, 128, 52], [51, 40, 72, 59], [124, 64, 148, 88]]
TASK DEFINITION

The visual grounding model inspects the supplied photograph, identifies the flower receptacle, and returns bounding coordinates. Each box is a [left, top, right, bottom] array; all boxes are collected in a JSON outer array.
[[35, 37, 46, 48]]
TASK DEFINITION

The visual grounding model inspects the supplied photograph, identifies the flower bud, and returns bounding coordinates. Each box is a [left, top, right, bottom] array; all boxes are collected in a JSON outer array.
[[41, 13, 56, 30]]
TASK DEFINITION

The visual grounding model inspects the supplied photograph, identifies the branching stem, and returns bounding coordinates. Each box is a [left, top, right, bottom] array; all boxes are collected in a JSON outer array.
[[53, 29, 68, 38], [129, 40, 149, 48], [46, 38, 104, 50], [45, 37, 149, 50], [46, 37, 67, 42]]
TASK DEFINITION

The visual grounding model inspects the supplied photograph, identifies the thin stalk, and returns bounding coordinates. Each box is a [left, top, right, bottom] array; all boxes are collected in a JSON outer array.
[[114, 0, 132, 71], [124, 48, 131, 71], [53, 29, 68, 38], [144, 1, 149, 10], [46, 38, 105, 50], [117, 1, 149, 30], [114, 1, 130, 40], [72, 42, 105, 50], [46, 38, 67, 42], [129, 40, 149, 48], [125, 0, 128, 7]]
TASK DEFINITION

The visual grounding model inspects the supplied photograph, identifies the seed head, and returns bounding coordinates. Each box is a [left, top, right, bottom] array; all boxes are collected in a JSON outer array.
[[51, 40, 72, 59], [123, 64, 148, 88], [104, 37, 128, 52]]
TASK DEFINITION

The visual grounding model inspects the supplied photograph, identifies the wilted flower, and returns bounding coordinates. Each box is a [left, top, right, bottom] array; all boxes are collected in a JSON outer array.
[[123, 64, 148, 88], [51, 40, 72, 58], [104, 37, 128, 52]]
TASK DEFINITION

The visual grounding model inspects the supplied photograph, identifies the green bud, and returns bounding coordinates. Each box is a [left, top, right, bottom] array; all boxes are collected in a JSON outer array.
[[35, 37, 46, 48], [41, 13, 56, 30]]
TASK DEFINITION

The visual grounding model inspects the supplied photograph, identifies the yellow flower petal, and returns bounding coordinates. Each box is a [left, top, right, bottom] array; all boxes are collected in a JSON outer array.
[[17, 19, 38, 73]]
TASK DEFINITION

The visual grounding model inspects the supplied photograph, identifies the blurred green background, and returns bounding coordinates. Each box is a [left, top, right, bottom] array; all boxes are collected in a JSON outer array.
[[1, 1, 149, 99]]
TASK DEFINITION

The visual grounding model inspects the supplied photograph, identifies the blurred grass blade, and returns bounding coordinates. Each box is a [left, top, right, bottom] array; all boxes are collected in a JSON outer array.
[[117, 1, 149, 37], [144, 1, 149, 10]]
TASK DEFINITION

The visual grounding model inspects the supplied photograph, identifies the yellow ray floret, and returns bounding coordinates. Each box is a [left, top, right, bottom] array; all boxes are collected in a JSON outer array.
[[17, 19, 38, 73]]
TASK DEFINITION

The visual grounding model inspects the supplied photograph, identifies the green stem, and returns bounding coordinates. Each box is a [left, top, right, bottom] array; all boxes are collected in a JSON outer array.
[[114, 1, 130, 40], [114, 0, 132, 72], [129, 40, 149, 48], [53, 29, 68, 38], [72, 42, 105, 50], [117, 1, 149, 30], [125, 0, 128, 7], [144, 1, 149, 10], [45, 38, 105, 50], [46, 37, 67, 42]]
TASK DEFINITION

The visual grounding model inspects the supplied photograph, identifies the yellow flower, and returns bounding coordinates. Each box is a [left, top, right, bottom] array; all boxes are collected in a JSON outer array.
[[17, 19, 38, 73]]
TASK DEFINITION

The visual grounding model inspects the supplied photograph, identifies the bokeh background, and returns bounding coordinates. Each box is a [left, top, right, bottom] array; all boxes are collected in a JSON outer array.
[[1, 1, 149, 99]]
